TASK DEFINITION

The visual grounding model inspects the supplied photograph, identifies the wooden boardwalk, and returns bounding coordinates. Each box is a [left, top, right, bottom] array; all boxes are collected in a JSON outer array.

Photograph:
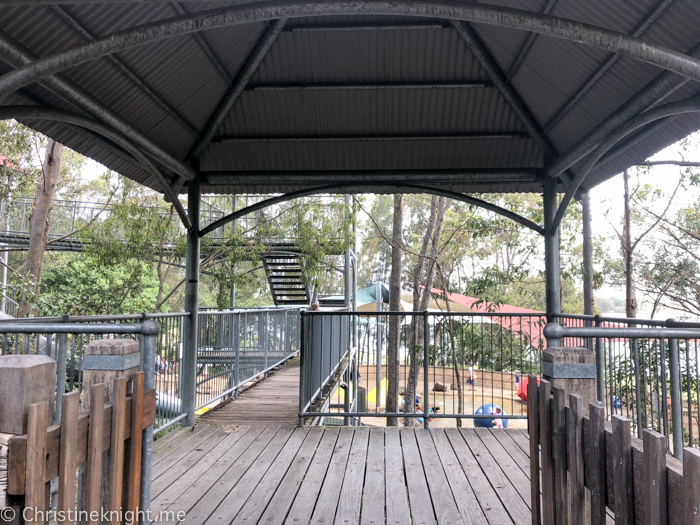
[[151, 424, 541, 525], [199, 359, 300, 426]]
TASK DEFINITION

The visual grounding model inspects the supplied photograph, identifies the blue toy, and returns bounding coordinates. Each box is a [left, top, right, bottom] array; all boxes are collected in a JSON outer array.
[[474, 403, 509, 428]]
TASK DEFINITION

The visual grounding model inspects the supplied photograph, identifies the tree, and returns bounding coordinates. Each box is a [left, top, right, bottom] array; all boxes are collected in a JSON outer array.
[[386, 194, 403, 426], [18, 139, 63, 317]]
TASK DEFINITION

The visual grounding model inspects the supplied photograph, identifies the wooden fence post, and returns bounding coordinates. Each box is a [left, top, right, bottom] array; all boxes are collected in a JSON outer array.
[[568, 393, 585, 525], [552, 387, 568, 525], [643, 429, 667, 525], [684, 447, 700, 525], [612, 415, 633, 524], [527, 374, 541, 525], [0, 355, 56, 525], [57, 391, 79, 525], [540, 378, 555, 525], [589, 402, 606, 525]]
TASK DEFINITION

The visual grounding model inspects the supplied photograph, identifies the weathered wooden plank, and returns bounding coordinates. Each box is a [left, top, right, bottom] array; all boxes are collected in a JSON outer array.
[[642, 429, 666, 525], [109, 378, 127, 525], [153, 424, 210, 460], [539, 379, 554, 525], [527, 374, 541, 525], [231, 427, 308, 525], [589, 403, 606, 525], [285, 428, 339, 525], [334, 428, 369, 525], [462, 428, 531, 523], [308, 428, 354, 525], [359, 428, 385, 525], [85, 384, 105, 525], [126, 373, 144, 516], [201, 426, 294, 525], [58, 391, 79, 525], [414, 429, 462, 525], [7, 389, 156, 495], [552, 387, 568, 525], [384, 428, 411, 525], [25, 401, 48, 525], [474, 428, 531, 508], [430, 429, 488, 524], [153, 426, 270, 522], [568, 394, 585, 525], [151, 425, 221, 481], [401, 429, 436, 525], [445, 428, 512, 524], [684, 447, 700, 525], [150, 428, 229, 498], [182, 425, 281, 525], [491, 430, 530, 478], [257, 428, 326, 525], [612, 416, 633, 524]]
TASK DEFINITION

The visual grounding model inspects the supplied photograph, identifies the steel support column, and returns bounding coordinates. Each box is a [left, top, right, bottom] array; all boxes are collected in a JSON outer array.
[[543, 177, 561, 340], [581, 191, 594, 316], [343, 195, 352, 425], [182, 177, 201, 427]]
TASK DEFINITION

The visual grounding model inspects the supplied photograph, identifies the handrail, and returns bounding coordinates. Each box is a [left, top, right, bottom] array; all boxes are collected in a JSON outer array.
[[545, 322, 700, 339]]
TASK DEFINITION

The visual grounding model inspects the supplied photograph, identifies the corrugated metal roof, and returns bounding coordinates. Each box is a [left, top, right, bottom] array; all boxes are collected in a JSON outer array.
[[0, 0, 698, 197]]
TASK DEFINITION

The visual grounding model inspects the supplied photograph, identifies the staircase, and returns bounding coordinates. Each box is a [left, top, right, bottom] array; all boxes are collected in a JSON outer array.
[[262, 251, 311, 306]]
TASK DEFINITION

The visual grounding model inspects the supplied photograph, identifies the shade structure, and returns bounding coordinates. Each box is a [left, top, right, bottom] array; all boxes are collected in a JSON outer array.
[[0, 0, 699, 201]]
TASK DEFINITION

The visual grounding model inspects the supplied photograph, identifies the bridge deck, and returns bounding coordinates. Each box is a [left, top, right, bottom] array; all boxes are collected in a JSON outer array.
[[199, 359, 301, 426], [151, 425, 544, 525]]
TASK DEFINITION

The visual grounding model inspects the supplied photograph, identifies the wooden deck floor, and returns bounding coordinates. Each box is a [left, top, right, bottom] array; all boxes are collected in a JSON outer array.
[[151, 424, 539, 525], [200, 359, 300, 426]]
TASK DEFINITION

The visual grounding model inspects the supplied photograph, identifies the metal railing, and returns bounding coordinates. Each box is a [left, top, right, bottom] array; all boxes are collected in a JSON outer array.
[[545, 320, 700, 457], [193, 308, 302, 413], [299, 310, 546, 428]]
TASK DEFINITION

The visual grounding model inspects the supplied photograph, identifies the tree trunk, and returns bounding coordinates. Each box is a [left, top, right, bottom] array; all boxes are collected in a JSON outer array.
[[623, 169, 637, 318], [18, 139, 63, 318], [386, 194, 403, 426], [440, 272, 463, 427]]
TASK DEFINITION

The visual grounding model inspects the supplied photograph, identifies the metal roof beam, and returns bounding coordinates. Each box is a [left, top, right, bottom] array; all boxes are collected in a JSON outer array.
[[188, 18, 287, 161], [0, 30, 196, 181], [202, 169, 539, 186], [246, 81, 492, 91], [51, 5, 199, 137], [212, 133, 528, 143], [286, 22, 449, 32], [0, 105, 193, 229], [543, 0, 676, 133], [505, 0, 558, 81], [171, 2, 233, 86], [2, 2, 700, 97], [199, 182, 545, 238]]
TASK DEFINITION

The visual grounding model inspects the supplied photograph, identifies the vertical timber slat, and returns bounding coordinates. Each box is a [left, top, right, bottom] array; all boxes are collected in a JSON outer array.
[[86, 384, 105, 525], [127, 373, 144, 515], [568, 394, 584, 525], [552, 387, 568, 525], [540, 378, 555, 525], [109, 378, 127, 525], [527, 374, 541, 525], [25, 401, 49, 525], [643, 429, 666, 525], [58, 391, 79, 525], [684, 447, 700, 525], [589, 403, 606, 525], [612, 415, 633, 524]]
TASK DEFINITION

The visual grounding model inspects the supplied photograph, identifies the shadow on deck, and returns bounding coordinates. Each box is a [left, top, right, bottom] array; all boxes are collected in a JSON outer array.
[[151, 425, 536, 525]]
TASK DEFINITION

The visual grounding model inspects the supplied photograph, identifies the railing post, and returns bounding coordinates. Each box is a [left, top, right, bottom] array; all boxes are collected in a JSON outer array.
[[234, 313, 240, 395], [139, 320, 158, 520], [298, 312, 306, 427], [264, 312, 269, 373], [54, 333, 68, 422], [423, 311, 430, 430], [594, 315, 605, 404], [668, 337, 683, 460]]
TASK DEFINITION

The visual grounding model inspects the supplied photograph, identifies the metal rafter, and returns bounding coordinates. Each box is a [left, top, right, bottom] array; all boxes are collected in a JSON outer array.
[[199, 182, 545, 238], [543, 0, 676, 133], [505, 0, 558, 81], [546, 40, 700, 180], [212, 132, 528, 143], [188, 18, 287, 161], [51, 5, 199, 137], [0, 105, 193, 229], [0, 30, 196, 181], [171, 2, 233, 86], [246, 81, 492, 91], [2, 1, 700, 97]]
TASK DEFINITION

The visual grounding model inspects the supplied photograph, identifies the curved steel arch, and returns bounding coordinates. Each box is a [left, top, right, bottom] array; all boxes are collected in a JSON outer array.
[[552, 97, 700, 232], [1, 1, 700, 97], [0, 105, 192, 229], [199, 183, 545, 238]]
